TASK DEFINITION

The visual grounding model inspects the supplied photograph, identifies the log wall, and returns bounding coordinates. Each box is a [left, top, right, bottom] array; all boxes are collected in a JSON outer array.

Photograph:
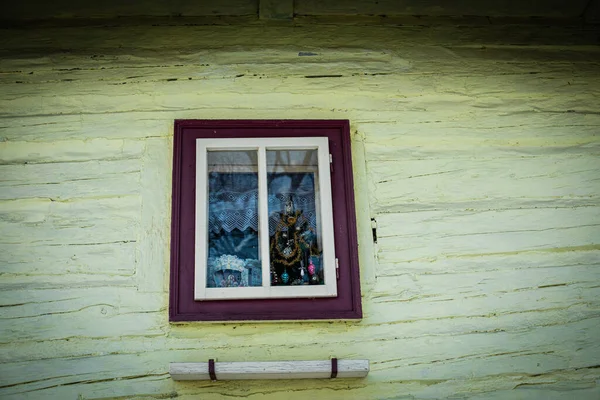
[[0, 22, 599, 399]]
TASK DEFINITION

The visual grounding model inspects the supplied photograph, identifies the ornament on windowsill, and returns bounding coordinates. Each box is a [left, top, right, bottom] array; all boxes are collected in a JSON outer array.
[[281, 268, 290, 284], [208, 254, 249, 288], [308, 259, 316, 276], [270, 196, 320, 286], [300, 261, 308, 284], [307, 256, 320, 284]]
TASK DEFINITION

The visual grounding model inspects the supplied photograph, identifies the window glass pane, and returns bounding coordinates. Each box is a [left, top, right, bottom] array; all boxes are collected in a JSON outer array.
[[267, 149, 324, 286], [206, 150, 261, 288]]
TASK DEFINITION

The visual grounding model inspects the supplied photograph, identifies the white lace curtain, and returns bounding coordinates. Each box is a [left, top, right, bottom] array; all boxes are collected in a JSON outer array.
[[208, 172, 318, 235]]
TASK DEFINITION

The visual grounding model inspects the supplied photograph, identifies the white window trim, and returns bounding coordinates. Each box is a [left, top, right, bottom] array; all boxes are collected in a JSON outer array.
[[194, 137, 337, 300]]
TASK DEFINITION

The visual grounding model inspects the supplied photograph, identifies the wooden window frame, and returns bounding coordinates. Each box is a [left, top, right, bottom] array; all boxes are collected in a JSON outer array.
[[169, 120, 362, 321], [195, 137, 338, 300]]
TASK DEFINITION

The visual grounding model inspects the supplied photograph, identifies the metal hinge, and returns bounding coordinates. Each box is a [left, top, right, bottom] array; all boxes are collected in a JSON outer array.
[[329, 153, 333, 173], [335, 258, 339, 280]]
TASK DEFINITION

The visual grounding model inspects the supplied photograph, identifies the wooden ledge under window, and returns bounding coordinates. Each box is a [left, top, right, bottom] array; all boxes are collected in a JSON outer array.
[[170, 359, 369, 380]]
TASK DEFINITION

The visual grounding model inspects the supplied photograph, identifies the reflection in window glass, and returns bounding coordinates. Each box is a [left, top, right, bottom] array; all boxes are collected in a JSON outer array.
[[206, 150, 261, 288], [267, 149, 324, 286]]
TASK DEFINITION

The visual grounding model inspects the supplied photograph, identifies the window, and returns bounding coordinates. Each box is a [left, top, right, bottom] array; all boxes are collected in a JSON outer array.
[[170, 120, 361, 321], [196, 137, 337, 300]]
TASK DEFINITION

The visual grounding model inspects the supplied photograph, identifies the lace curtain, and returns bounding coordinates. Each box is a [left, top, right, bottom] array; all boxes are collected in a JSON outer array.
[[208, 172, 318, 235]]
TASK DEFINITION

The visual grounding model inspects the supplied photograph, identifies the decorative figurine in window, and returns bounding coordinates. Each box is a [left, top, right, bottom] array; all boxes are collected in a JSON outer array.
[[208, 254, 249, 287], [270, 197, 321, 285]]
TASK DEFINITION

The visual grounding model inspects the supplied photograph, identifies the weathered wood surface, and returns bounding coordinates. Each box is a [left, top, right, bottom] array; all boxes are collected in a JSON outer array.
[[295, 0, 591, 18], [170, 360, 370, 380], [0, 22, 599, 399], [1, 0, 595, 23], [2, 0, 258, 20], [259, 0, 294, 20]]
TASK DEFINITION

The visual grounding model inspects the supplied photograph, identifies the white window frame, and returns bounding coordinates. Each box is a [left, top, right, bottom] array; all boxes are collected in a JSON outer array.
[[194, 137, 337, 300]]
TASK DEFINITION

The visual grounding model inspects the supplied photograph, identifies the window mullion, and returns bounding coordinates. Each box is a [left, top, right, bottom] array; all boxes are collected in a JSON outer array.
[[258, 146, 271, 290]]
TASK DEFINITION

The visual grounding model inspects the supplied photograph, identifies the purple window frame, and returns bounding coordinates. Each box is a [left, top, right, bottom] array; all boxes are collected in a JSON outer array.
[[169, 120, 362, 321]]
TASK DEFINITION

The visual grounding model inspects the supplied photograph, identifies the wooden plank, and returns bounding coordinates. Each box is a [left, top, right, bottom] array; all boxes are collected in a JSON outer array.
[[1, 105, 598, 144], [0, 196, 139, 246], [366, 275, 600, 325], [2, 62, 599, 97], [259, 0, 293, 20], [376, 207, 600, 262], [294, 0, 589, 18], [0, 161, 140, 200], [2, 0, 258, 20], [362, 122, 600, 161], [4, 64, 599, 97], [0, 288, 165, 343], [0, 241, 136, 276], [1, 296, 596, 362], [2, 47, 598, 80], [0, 310, 165, 345], [371, 264, 600, 306], [0, 375, 170, 400], [2, 376, 597, 400], [0, 159, 139, 185], [0, 112, 172, 141], [0, 309, 596, 394], [375, 245, 600, 276], [0, 49, 399, 82], [0, 287, 163, 318], [0, 297, 595, 362], [1, 84, 598, 120], [0, 351, 171, 396], [1, 319, 596, 393], [170, 360, 369, 380], [0, 25, 597, 56], [0, 138, 144, 165], [368, 155, 600, 213]]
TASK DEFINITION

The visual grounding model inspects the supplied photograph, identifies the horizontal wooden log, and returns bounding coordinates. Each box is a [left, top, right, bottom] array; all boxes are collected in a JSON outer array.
[[3, 0, 257, 20], [170, 360, 369, 380], [2, 296, 597, 361], [0, 288, 166, 343], [0, 159, 139, 186], [366, 282, 599, 327], [2, 375, 598, 400], [368, 265, 599, 321], [0, 196, 139, 245], [295, 0, 589, 18], [0, 112, 173, 141], [2, 49, 599, 85], [0, 241, 136, 276], [375, 245, 600, 276], [1, 319, 597, 391], [0, 138, 144, 165], [0, 162, 140, 200], [362, 124, 600, 161], [368, 155, 600, 213], [375, 207, 600, 261], [3, 71, 599, 106], [1, 88, 598, 120], [1, 25, 598, 54], [1, 107, 599, 146]]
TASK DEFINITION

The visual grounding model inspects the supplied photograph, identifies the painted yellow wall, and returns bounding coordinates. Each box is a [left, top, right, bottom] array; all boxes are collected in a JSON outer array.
[[1, 22, 599, 399]]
